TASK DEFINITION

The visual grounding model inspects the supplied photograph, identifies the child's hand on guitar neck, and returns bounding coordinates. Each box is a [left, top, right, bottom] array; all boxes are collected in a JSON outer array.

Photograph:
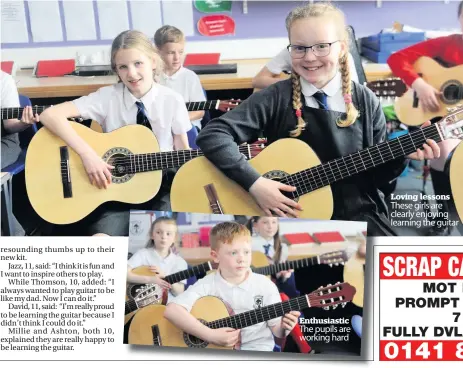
[[206, 327, 241, 347], [80, 150, 114, 189], [411, 78, 443, 113], [281, 311, 301, 333], [249, 177, 302, 217], [406, 121, 440, 161], [148, 266, 166, 279], [277, 269, 294, 281]]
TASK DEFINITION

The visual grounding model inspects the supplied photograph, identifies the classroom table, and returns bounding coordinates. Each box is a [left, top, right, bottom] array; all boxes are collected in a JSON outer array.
[[15, 59, 393, 98], [1, 172, 13, 236]]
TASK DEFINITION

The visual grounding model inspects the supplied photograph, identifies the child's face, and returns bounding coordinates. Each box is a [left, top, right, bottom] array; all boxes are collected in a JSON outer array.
[[152, 222, 176, 252], [159, 42, 184, 72], [254, 217, 279, 240], [114, 48, 155, 98], [212, 237, 252, 279], [289, 17, 346, 89]]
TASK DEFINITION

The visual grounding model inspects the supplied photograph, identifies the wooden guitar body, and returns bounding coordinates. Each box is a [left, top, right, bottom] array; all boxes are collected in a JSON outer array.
[[395, 57, 463, 126], [343, 253, 365, 308], [171, 138, 333, 219], [26, 122, 161, 224], [450, 141, 463, 223], [129, 296, 234, 349]]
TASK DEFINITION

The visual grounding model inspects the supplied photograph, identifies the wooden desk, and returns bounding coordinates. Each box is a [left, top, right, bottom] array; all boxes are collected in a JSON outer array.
[[15, 60, 392, 98]]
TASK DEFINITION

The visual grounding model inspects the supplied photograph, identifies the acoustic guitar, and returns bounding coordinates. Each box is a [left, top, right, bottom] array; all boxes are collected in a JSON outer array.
[[25, 122, 265, 224], [128, 282, 356, 347], [171, 107, 463, 219], [185, 99, 240, 112], [125, 262, 215, 324], [1, 105, 84, 122], [394, 57, 463, 126]]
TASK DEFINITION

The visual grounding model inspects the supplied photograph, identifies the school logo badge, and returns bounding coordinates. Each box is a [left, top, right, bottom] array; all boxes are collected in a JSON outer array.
[[254, 295, 264, 309], [130, 220, 143, 235]]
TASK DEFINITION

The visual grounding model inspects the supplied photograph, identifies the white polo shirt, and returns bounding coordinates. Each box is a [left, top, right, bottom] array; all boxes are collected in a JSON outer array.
[[128, 247, 189, 301], [159, 67, 206, 129], [169, 270, 282, 351], [1, 71, 19, 108], [266, 47, 359, 83], [73, 82, 192, 151], [251, 235, 289, 264]]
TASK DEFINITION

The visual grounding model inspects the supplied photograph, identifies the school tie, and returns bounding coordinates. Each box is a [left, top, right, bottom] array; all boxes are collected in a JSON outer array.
[[313, 91, 328, 110], [263, 244, 271, 256], [136, 101, 151, 129]]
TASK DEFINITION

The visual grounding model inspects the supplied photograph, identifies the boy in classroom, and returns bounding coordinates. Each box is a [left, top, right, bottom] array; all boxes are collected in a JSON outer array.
[[39, 30, 192, 236], [154, 25, 206, 131], [164, 221, 300, 351], [387, 0, 463, 236], [1, 70, 40, 236], [196, 2, 440, 236]]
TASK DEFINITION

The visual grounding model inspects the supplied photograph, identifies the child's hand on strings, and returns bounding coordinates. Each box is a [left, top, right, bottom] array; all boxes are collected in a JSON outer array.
[[148, 265, 166, 279], [406, 121, 440, 161], [411, 78, 442, 112], [249, 177, 302, 217], [207, 328, 241, 347], [277, 269, 294, 281], [281, 311, 300, 332], [149, 275, 171, 289], [80, 150, 114, 189]]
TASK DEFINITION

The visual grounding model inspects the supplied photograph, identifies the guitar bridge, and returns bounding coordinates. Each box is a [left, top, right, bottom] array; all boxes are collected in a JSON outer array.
[[60, 147, 73, 198], [152, 324, 162, 346]]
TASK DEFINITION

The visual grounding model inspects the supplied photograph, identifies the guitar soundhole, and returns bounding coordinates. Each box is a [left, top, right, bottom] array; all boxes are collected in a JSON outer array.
[[442, 81, 463, 104], [102, 147, 135, 184], [263, 170, 300, 203], [183, 319, 209, 348]]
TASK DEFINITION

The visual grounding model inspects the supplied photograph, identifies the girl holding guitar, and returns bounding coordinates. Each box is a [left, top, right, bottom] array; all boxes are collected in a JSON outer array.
[[387, 1, 463, 236], [196, 2, 440, 236], [39, 30, 192, 236]]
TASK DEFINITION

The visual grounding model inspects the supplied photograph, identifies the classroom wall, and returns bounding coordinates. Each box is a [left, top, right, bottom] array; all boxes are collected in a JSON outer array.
[[1, 1, 460, 68]]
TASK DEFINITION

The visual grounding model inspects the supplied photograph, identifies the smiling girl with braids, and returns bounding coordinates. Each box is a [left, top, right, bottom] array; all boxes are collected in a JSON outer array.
[[196, 2, 440, 236]]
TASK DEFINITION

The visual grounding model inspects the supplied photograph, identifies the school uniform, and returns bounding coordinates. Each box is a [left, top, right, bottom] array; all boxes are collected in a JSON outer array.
[[128, 247, 188, 302], [266, 47, 359, 83], [53, 82, 192, 236], [251, 235, 298, 298], [196, 74, 408, 236], [169, 270, 282, 351], [159, 67, 206, 130]]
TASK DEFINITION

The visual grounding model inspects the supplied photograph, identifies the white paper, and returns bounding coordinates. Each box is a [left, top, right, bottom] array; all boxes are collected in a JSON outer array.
[[97, 0, 129, 40], [62, 0, 96, 41], [130, 0, 162, 38], [161, 0, 194, 37], [28, 0, 63, 42], [1, 1, 29, 43]]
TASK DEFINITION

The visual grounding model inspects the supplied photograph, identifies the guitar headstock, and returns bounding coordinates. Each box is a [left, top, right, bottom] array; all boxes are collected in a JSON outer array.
[[319, 250, 349, 267], [366, 78, 407, 98], [217, 99, 241, 112], [240, 138, 267, 159], [307, 282, 356, 310], [439, 105, 463, 140], [133, 284, 164, 308]]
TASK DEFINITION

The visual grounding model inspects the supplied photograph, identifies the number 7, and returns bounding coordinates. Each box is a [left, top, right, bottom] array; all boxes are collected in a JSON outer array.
[[453, 312, 460, 322]]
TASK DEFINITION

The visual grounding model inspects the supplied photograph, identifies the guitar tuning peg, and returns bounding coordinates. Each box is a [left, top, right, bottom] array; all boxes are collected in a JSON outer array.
[[341, 302, 348, 308], [332, 304, 338, 310], [329, 264, 333, 268], [323, 306, 330, 310]]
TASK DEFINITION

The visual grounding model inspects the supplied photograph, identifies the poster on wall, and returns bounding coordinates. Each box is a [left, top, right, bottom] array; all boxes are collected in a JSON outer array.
[[198, 15, 235, 36], [194, 0, 232, 13]]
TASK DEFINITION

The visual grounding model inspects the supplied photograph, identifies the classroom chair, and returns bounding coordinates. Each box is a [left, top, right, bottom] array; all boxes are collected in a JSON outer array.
[[3, 94, 38, 211], [346, 25, 367, 86], [186, 126, 199, 149]]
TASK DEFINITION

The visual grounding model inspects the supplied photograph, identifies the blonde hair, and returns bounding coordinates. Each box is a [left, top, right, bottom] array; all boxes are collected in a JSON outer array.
[[154, 25, 185, 49], [111, 30, 164, 82], [210, 222, 251, 251], [246, 217, 282, 263], [286, 2, 359, 137], [146, 216, 178, 252]]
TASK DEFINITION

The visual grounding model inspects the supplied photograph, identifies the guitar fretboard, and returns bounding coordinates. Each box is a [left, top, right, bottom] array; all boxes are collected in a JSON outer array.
[[111, 143, 261, 174], [185, 100, 218, 112], [253, 255, 319, 276], [164, 261, 212, 285], [281, 124, 442, 199], [125, 299, 138, 315], [206, 295, 310, 330], [1, 106, 49, 120]]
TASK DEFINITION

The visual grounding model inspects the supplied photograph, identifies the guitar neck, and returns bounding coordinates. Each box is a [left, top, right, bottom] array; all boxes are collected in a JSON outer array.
[[253, 255, 319, 276], [1, 106, 50, 120], [164, 261, 212, 285], [206, 295, 310, 330], [125, 299, 138, 315], [282, 124, 442, 197], [122, 144, 260, 174], [185, 100, 219, 112]]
